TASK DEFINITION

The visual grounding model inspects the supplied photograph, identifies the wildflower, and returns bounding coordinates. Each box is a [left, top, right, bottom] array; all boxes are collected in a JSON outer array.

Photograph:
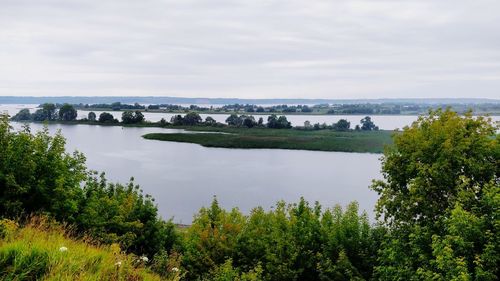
[[140, 256, 149, 262], [115, 261, 122, 267], [59, 246, 68, 252], [171, 267, 179, 272]]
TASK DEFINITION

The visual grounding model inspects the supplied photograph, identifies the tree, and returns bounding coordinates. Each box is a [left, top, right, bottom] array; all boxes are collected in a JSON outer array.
[[11, 108, 31, 121], [42, 103, 57, 121], [332, 119, 350, 131], [0, 115, 178, 259], [134, 110, 144, 123], [88, 112, 96, 122], [170, 115, 182, 125], [0, 114, 86, 220], [371, 109, 499, 280], [267, 115, 292, 129], [301, 105, 313, 113], [58, 104, 78, 121], [183, 112, 202, 126], [30, 103, 57, 121], [226, 114, 242, 126], [121, 111, 134, 124], [242, 116, 257, 128], [205, 116, 217, 125], [360, 116, 376, 131], [121, 110, 144, 124], [98, 112, 116, 123]]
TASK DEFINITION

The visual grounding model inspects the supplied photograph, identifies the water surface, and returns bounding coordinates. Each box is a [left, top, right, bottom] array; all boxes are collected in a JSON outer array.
[[10, 122, 382, 223]]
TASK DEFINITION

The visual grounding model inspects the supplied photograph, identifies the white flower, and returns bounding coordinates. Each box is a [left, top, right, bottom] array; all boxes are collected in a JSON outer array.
[[140, 256, 149, 262], [171, 267, 179, 272], [115, 261, 122, 267], [59, 246, 68, 252]]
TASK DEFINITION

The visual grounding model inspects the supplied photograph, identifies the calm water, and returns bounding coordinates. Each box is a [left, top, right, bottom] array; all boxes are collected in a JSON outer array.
[[3, 104, 497, 223], [6, 120, 381, 223]]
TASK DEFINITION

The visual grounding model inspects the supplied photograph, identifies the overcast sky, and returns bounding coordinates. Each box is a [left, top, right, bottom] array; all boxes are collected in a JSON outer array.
[[1, 0, 499, 99]]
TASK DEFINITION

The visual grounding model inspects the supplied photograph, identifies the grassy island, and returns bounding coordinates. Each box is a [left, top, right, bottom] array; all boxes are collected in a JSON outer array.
[[143, 127, 394, 153]]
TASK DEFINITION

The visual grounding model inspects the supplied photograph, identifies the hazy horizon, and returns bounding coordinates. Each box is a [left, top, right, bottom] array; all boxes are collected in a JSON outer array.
[[1, 0, 499, 99]]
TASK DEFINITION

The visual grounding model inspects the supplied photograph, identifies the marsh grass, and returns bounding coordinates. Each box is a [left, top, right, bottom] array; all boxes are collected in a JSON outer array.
[[143, 127, 394, 153]]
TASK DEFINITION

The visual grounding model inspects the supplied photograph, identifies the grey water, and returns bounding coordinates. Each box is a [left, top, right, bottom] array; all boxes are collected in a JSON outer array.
[[3, 104, 496, 223], [7, 122, 381, 223]]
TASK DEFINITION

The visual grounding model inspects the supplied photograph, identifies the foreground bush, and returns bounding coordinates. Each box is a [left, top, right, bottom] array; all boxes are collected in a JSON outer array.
[[372, 109, 499, 280], [182, 198, 381, 280]]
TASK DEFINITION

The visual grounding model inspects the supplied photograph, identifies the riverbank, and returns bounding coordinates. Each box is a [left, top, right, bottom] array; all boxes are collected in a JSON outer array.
[[143, 127, 394, 153]]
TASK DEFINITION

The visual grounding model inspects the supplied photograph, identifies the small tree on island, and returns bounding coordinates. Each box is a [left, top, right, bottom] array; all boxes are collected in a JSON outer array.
[[88, 111, 96, 122], [58, 104, 78, 121]]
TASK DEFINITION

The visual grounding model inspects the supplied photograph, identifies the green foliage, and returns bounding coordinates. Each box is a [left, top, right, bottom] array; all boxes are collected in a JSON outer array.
[[183, 197, 378, 281], [170, 112, 202, 126], [77, 173, 179, 257], [0, 218, 165, 281], [0, 116, 176, 259], [371, 109, 499, 280], [204, 259, 263, 281], [143, 127, 393, 153], [88, 111, 97, 121], [332, 119, 351, 131], [0, 115, 87, 220], [58, 103, 78, 121], [10, 108, 32, 121], [267, 114, 292, 129], [122, 110, 145, 124], [99, 112, 118, 123], [225, 114, 258, 128], [360, 116, 378, 131]]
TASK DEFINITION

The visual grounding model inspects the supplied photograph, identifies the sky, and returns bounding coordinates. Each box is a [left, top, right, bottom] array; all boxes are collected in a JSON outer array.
[[0, 0, 499, 99]]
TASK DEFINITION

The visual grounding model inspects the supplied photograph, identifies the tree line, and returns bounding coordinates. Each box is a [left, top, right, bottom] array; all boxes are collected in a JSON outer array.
[[69, 101, 500, 115], [11, 103, 381, 131]]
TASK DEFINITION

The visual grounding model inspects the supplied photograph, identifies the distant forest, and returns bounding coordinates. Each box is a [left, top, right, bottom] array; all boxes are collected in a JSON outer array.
[[1, 96, 499, 105]]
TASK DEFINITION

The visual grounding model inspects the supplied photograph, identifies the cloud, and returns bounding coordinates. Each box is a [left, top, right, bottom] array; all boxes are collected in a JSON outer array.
[[0, 0, 499, 98]]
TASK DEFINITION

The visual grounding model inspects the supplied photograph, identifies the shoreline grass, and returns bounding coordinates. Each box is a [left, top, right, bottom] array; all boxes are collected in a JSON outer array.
[[0, 218, 172, 281]]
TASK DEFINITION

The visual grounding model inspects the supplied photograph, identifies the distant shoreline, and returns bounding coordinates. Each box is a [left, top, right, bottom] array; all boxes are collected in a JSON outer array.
[[1, 96, 499, 105]]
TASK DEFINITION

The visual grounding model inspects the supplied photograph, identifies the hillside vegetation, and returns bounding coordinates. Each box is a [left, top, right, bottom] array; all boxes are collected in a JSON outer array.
[[0, 218, 175, 281]]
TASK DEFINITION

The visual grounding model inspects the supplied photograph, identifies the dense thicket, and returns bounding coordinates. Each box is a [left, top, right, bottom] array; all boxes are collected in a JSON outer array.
[[181, 198, 382, 280]]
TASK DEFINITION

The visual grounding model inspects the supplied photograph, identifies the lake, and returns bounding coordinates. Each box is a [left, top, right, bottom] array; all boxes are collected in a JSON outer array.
[[8, 122, 382, 223], [2, 104, 497, 223]]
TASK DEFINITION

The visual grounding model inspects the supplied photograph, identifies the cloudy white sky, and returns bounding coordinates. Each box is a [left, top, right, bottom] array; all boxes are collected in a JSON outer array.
[[1, 0, 499, 99]]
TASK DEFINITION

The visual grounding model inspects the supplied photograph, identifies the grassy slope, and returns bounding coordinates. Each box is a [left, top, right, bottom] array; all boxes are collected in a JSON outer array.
[[143, 127, 395, 153], [0, 218, 173, 281]]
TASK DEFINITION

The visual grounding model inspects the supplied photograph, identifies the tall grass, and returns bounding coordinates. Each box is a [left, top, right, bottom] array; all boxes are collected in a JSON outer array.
[[0, 217, 176, 281]]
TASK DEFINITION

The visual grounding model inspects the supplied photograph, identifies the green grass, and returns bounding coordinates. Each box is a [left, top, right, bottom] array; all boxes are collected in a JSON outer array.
[[0, 218, 178, 281], [143, 127, 395, 153]]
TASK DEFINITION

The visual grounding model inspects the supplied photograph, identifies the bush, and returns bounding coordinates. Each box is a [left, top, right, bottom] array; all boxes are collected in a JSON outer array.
[[0, 116, 177, 260]]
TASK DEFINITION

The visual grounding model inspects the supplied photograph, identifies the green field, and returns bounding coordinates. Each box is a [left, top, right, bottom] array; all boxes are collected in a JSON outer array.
[[143, 127, 395, 153]]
